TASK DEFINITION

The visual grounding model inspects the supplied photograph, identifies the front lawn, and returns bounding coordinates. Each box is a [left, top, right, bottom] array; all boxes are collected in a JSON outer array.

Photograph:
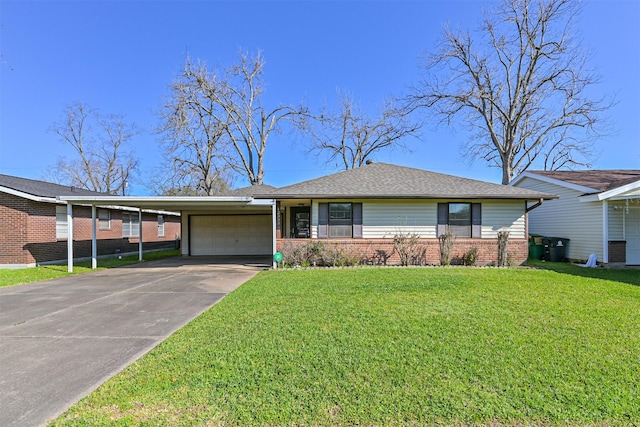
[[0, 250, 181, 288], [51, 266, 640, 426]]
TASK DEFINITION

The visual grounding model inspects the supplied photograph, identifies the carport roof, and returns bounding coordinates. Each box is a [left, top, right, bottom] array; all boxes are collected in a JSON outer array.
[[58, 195, 275, 211]]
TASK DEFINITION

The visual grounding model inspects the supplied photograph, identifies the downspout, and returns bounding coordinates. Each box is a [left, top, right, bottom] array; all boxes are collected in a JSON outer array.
[[526, 198, 544, 213]]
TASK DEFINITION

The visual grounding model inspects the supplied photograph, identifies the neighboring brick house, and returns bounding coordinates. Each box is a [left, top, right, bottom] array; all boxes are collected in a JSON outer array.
[[0, 174, 180, 268]]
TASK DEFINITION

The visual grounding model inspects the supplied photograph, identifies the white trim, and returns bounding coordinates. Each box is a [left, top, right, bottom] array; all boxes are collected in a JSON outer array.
[[586, 180, 640, 202], [0, 185, 62, 204], [510, 172, 598, 194]]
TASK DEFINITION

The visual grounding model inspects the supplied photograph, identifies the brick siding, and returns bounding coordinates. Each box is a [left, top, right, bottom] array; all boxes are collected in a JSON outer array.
[[1, 193, 181, 266], [276, 237, 529, 266]]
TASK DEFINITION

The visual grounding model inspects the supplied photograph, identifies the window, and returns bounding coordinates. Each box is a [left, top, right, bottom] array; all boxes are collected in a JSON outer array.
[[98, 209, 111, 229], [438, 203, 481, 238], [122, 212, 140, 237], [449, 203, 471, 237], [329, 203, 353, 238], [318, 202, 363, 238], [56, 205, 68, 239], [157, 215, 165, 237]]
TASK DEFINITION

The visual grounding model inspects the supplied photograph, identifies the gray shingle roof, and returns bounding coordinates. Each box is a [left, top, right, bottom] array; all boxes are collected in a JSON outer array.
[[222, 184, 277, 197], [526, 170, 640, 193], [257, 163, 556, 200], [0, 174, 108, 198]]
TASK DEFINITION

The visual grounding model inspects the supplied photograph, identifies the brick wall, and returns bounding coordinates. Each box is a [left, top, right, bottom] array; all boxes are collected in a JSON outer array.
[[0, 193, 30, 264], [1, 193, 181, 266], [276, 237, 529, 266]]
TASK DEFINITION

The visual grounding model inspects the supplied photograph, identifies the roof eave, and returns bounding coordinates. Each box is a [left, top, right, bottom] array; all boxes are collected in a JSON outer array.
[[261, 193, 557, 200]]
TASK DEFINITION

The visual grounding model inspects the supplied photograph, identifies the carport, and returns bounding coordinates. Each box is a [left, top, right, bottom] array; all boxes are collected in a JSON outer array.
[[58, 195, 277, 272]]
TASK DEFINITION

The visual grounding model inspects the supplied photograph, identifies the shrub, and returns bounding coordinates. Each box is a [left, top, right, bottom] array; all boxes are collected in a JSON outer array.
[[393, 232, 425, 266], [439, 230, 455, 266], [462, 246, 478, 266]]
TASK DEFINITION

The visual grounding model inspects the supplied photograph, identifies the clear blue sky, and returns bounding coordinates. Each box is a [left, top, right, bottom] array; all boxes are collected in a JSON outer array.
[[1, 0, 639, 195]]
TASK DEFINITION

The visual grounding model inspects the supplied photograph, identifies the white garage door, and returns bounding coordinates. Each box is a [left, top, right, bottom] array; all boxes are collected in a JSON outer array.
[[190, 215, 272, 256]]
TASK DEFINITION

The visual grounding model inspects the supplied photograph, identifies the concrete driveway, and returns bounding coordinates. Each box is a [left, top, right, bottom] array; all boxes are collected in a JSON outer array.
[[0, 256, 270, 427]]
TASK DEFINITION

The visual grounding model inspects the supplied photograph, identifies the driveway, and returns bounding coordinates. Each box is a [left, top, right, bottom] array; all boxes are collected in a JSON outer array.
[[0, 256, 270, 427]]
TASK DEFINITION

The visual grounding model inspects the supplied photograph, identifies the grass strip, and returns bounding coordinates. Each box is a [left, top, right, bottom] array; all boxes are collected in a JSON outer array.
[[0, 249, 181, 288]]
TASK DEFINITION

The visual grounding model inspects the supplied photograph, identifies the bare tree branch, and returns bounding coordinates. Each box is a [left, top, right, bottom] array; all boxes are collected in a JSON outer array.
[[48, 102, 139, 194], [157, 51, 307, 189], [301, 91, 421, 170]]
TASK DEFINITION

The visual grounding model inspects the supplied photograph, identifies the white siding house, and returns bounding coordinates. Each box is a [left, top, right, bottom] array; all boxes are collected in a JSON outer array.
[[512, 170, 640, 265]]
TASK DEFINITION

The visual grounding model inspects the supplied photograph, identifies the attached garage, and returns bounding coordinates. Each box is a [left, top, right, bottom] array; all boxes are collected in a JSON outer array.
[[189, 214, 273, 256]]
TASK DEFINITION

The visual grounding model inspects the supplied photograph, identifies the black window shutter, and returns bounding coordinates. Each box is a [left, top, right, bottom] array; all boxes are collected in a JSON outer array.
[[472, 203, 482, 238], [437, 203, 448, 237], [352, 203, 363, 238], [318, 203, 329, 238]]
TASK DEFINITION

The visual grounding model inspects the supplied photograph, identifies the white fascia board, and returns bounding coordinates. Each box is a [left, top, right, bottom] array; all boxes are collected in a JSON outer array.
[[0, 186, 62, 204], [510, 171, 597, 193], [595, 180, 640, 201], [248, 198, 276, 206], [58, 195, 252, 203], [579, 180, 640, 202]]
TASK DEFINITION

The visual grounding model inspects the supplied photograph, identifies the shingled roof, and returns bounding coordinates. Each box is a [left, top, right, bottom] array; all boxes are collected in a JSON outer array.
[[525, 170, 640, 193], [223, 183, 277, 197], [0, 174, 107, 199], [256, 163, 555, 200]]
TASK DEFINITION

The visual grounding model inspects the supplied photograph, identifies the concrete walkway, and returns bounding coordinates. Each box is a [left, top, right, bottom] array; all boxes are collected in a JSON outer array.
[[0, 256, 269, 427]]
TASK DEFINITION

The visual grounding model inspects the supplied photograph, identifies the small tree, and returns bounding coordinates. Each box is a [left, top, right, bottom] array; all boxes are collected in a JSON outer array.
[[439, 230, 456, 266], [497, 230, 510, 267]]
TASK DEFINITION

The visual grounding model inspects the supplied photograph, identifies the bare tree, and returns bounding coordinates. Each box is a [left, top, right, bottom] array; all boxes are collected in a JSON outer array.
[[156, 57, 233, 195], [409, 0, 611, 184], [301, 93, 420, 170], [158, 51, 306, 189], [48, 102, 139, 194]]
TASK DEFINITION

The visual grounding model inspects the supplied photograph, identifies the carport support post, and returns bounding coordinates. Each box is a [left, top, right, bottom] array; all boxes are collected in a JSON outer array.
[[272, 201, 277, 269], [138, 209, 143, 262], [66, 203, 74, 273], [602, 200, 609, 263], [91, 205, 97, 269]]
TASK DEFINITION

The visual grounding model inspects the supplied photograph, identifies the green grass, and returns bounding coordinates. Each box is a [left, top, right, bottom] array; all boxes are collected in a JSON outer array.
[[0, 250, 181, 288], [51, 265, 640, 426]]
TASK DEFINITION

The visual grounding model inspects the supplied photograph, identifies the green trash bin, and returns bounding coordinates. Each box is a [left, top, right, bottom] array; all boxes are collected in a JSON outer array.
[[528, 234, 544, 260]]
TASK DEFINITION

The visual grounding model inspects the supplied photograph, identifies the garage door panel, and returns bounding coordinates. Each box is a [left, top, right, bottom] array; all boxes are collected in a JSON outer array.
[[190, 215, 272, 256]]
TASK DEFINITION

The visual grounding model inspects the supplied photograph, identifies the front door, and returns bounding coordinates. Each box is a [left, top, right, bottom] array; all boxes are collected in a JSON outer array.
[[290, 207, 310, 238]]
